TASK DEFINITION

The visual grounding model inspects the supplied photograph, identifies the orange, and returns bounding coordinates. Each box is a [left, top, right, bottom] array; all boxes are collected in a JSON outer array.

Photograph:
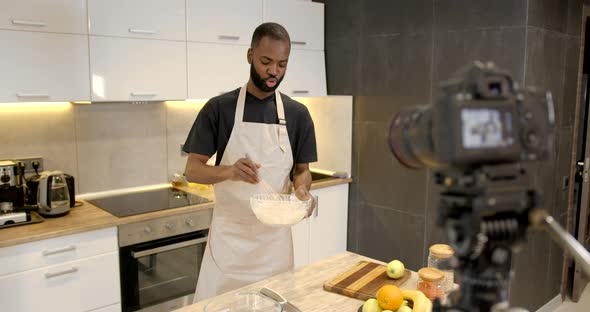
[[376, 284, 403, 310]]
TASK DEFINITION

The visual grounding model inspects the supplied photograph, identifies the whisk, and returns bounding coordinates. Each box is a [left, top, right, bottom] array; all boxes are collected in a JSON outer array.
[[245, 154, 284, 201]]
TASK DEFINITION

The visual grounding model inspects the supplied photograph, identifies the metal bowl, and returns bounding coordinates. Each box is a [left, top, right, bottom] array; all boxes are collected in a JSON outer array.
[[203, 291, 283, 312]]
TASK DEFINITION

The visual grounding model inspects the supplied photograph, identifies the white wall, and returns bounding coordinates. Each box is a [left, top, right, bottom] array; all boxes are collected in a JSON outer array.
[[0, 96, 351, 194]]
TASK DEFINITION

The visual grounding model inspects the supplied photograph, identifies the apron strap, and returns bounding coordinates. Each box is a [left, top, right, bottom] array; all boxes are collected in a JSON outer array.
[[234, 84, 248, 125], [275, 89, 286, 126]]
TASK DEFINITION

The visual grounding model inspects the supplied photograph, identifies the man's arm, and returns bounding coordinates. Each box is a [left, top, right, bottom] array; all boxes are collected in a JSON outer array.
[[293, 163, 316, 216], [184, 153, 260, 184]]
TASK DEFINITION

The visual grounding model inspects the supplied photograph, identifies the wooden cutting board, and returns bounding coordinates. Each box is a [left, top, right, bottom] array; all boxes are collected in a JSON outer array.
[[323, 261, 411, 301]]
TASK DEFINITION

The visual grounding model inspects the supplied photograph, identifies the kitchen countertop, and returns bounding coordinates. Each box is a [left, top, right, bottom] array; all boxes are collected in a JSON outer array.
[[174, 251, 420, 312], [0, 177, 352, 248]]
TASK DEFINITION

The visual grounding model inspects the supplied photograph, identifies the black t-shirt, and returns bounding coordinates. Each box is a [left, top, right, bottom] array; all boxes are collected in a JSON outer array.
[[183, 88, 317, 166]]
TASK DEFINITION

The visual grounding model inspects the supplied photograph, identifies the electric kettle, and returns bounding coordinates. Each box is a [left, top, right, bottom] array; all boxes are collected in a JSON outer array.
[[38, 171, 70, 217]]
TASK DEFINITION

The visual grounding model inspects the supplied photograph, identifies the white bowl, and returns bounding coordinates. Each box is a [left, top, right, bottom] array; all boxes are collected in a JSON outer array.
[[250, 194, 311, 226]]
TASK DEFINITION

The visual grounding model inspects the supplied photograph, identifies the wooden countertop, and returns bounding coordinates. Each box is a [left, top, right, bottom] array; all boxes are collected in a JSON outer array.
[[0, 178, 351, 248], [175, 251, 420, 312]]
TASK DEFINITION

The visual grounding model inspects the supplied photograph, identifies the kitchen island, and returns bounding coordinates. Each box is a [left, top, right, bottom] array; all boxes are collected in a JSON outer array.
[[176, 251, 421, 312]]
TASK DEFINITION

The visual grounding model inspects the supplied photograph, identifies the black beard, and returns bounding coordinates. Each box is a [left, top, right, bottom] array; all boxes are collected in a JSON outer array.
[[250, 64, 283, 92]]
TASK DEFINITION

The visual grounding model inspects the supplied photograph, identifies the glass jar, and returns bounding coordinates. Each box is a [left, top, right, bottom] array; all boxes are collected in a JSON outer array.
[[417, 267, 444, 302], [428, 244, 455, 296]]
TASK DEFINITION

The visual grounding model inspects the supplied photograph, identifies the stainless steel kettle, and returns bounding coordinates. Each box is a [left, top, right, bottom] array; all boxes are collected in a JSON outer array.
[[38, 171, 70, 217]]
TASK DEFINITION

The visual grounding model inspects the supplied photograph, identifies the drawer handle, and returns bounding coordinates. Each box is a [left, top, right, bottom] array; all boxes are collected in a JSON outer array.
[[129, 28, 155, 35], [42, 245, 76, 256], [17, 93, 49, 98], [12, 19, 46, 27], [131, 237, 208, 258], [292, 41, 307, 46], [218, 35, 240, 41], [292, 90, 310, 95], [313, 195, 319, 218], [130, 92, 157, 97], [44, 267, 78, 279]]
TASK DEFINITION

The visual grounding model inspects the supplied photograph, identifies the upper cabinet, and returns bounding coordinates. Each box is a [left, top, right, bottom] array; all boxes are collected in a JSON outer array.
[[0, 30, 90, 102], [0, 0, 87, 34], [88, 0, 186, 41], [90, 36, 187, 102], [187, 0, 263, 45], [263, 0, 324, 50], [281, 49, 326, 97], [188, 42, 249, 99]]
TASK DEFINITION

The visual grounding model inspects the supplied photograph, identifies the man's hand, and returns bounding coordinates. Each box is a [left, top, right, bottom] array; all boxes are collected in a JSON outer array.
[[228, 157, 261, 184], [295, 185, 316, 217]]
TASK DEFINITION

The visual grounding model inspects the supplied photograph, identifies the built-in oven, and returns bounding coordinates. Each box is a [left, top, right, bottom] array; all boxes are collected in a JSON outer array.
[[118, 209, 212, 312], [86, 187, 213, 311]]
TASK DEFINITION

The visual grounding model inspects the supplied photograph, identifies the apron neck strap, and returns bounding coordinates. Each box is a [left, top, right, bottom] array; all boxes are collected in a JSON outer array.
[[235, 83, 286, 125]]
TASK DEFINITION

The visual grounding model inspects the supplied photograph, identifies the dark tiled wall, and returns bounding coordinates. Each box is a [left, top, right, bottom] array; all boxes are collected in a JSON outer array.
[[317, 0, 582, 310]]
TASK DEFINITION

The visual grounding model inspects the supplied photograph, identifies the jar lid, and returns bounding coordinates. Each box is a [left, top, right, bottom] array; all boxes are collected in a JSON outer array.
[[418, 267, 444, 282], [429, 244, 454, 259]]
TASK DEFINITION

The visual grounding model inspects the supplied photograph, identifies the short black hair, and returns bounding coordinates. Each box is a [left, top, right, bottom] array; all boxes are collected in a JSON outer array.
[[250, 22, 290, 48]]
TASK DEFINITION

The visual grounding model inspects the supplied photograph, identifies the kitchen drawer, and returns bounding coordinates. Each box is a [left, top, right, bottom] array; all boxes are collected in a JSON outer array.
[[89, 36, 187, 101], [0, 251, 120, 312], [0, 30, 90, 102], [88, 0, 185, 41], [187, 0, 262, 45], [0, 227, 117, 276], [0, 0, 87, 34]]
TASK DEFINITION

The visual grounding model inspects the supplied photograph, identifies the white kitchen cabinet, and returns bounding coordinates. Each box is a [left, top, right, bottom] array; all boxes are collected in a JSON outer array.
[[0, 30, 90, 102], [0, 0, 87, 34], [88, 0, 186, 41], [0, 252, 120, 312], [187, 0, 262, 46], [188, 42, 250, 99], [90, 36, 187, 101], [0, 227, 120, 312], [280, 49, 327, 97], [292, 183, 349, 268], [263, 0, 324, 50], [292, 218, 310, 268]]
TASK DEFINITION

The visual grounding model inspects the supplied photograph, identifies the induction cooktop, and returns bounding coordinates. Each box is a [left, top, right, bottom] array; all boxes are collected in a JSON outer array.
[[87, 187, 212, 217]]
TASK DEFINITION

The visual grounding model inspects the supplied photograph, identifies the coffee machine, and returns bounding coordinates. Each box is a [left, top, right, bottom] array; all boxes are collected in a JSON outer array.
[[0, 160, 26, 212]]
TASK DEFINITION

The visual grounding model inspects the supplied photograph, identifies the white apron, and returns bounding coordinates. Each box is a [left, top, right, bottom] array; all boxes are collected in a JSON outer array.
[[194, 84, 294, 301]]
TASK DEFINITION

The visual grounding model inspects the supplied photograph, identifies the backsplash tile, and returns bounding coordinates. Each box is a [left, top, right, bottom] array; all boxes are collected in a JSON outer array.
[[75, 102, 168, 193], [165, 101, 207, 179], [0, 103, 78, 187]]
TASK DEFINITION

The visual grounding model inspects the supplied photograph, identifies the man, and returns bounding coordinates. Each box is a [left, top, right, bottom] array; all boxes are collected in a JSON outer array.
[[183, 22, 317, 301]]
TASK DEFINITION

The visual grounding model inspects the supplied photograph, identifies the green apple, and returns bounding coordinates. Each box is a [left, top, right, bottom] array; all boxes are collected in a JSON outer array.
[[362, 298, 382, 312], [386, 260, 405, 279], [396, 305, 412, 312]]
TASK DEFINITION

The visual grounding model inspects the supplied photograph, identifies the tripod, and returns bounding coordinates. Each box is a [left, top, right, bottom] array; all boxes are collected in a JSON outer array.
[[431, 164, 590, 312]]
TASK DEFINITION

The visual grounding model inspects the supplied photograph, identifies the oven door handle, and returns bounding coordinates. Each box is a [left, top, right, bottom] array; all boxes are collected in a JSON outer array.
[[131, 236, 208, 259]]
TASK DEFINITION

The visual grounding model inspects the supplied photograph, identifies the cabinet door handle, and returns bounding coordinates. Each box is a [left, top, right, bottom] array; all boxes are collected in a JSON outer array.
[[17, 93, 49, 98], [129, 28, 155, 35], [12, 19, 46, 27], [218, 35, 240, 41], [42, 245, 76, 256], [314, 195, 319, 218], [292, 90, 310, 95], [44, 267, 78, 279], [130, 92, 157, 97], [292, 41, 307, 46]]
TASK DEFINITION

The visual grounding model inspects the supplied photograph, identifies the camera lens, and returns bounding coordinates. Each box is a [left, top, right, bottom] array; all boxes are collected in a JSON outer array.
[[388, 107, 439, 169]]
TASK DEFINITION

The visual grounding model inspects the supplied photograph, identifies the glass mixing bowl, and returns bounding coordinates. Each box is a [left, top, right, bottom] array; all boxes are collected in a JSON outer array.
[[203, 291, 283, 312], [250, 194, 311, 226]]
